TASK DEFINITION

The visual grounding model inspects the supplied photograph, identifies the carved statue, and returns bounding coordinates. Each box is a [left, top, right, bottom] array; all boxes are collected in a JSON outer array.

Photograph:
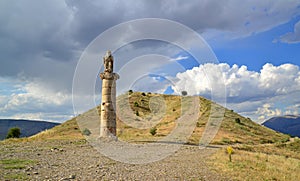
[[103, 50, 113, 73]]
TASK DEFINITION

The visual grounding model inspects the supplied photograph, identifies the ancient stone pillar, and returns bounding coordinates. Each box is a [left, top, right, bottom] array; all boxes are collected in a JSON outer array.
[[99, 51, 119, 138]]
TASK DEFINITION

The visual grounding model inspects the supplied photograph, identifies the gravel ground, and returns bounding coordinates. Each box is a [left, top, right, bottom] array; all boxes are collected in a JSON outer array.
[[0, 139, 228, 180]]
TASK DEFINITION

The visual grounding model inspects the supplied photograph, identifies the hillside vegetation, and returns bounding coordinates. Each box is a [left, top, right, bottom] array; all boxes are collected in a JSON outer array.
[[29, 91, 289, 145], [2, 91, 300, 180], [0, 92, 300, 180], [115, 92, 288, 145]]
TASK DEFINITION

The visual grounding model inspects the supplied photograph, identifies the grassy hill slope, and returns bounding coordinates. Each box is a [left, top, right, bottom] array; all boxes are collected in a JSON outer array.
[[30, 92, 289, 146], [29, 118, 83, 140], [3, 91, 300, 181], [115, 92, 289, 145]]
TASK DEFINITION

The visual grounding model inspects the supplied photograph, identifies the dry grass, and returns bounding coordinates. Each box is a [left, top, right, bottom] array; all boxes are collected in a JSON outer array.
[[1, 91, 290, 148], [116, 92, 182, 142], [207, 146, 300, 181], [27, 118, 84, 141], [235, 138, 300, 160], [116, 92, 289, 145], [1, 91, 299, 180], [14, 91, 288, 146]]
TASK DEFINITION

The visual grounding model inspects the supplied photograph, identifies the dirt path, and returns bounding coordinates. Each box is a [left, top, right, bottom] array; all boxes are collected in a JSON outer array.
[[0, 139, 227, 180], [1, 97, 228, 180]]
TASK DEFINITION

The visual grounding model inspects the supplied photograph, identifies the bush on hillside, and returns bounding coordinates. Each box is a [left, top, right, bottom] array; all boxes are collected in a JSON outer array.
[[82, 128, 91, 136], [181, 91, 188, 96], [6, 127, 21, 139], [150, 127, 157, 136], [235, 118, 241, 124], [134, 102, 139, 107]]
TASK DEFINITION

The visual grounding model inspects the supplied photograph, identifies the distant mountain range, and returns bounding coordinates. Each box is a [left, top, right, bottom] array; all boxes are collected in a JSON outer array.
[[0, 119, 60, 140], [263, 115, 300, 137]]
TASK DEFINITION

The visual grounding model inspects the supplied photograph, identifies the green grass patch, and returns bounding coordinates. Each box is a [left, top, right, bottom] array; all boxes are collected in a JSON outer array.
[[0, 159, 35, 169], [3, 173, 29, 180]]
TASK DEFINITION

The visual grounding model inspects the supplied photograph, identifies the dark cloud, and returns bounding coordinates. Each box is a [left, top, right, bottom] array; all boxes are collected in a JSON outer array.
[[1, 0, 300, 121], [1, 0, 300, 82]]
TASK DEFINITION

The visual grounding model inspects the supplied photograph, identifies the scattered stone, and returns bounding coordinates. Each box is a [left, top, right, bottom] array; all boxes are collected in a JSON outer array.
[[25, 166, 33, 171], [0, 134, 224, 180], [51, 147, 64, 152], [69, 174, 76, 179]]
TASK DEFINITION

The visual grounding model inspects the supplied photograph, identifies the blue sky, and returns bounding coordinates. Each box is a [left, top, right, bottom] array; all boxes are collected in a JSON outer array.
[[0, 0, 300, 123], [211, 17, 300, 71]]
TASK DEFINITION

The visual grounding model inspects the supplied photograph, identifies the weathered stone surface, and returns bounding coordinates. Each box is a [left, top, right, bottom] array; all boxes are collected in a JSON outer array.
[[100, 72, 119, 80], [99, 51, 119, 138]]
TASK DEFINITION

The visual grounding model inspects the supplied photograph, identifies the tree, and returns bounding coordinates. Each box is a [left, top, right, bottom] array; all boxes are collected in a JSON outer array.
[[6, 127, 21, 139], [181, 91, 188, 96]]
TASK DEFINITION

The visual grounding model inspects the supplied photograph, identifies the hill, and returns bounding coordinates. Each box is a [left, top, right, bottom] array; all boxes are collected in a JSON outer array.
[[3, 92, 300, 181], [0, 119, 59, 140], [263, 115, 300, 137], [32, 92, 289, 145]]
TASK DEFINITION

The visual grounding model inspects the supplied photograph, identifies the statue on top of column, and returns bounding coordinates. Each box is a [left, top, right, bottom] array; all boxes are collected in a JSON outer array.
[[103, 50, 113, 73]]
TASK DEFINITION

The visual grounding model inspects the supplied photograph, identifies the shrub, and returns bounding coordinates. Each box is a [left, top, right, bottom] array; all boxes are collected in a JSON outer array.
[[82, 128, 91, 136], [6, 127, 21, 139], [260, 139, 274, 144], [221, 137, 232, 144], [181, 91, 188, 96], [235, 118, 241, 124], [141, 92, 146, 96], [128, 90, 133, 95], [196, 122, 205, 127], [136, 110, 139, 116], [150, 127, 157, 136], [134, 102, 139, 107]]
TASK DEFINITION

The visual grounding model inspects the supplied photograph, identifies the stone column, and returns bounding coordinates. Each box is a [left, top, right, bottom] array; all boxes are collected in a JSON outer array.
[[99, 51, 119, 138]]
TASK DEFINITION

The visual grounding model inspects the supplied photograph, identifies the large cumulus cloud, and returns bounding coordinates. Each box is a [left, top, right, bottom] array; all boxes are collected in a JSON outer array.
[[172, 63, 300, 122]]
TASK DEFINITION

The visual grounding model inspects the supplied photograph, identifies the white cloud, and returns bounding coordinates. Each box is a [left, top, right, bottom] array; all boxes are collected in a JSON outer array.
[[170, 55, 189, 61], [172, 63, 300, 122], [0, 78, 73, 122], [256, 104, 282, 122], [2, 82, 70, 111], [284, 104, 300, 116], [278, 20, 300, 44]]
